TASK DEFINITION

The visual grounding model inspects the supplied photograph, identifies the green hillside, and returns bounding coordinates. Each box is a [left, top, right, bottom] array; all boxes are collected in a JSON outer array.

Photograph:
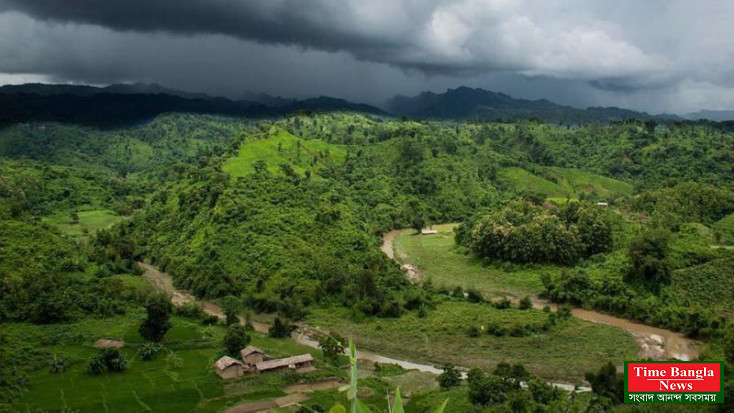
[[546, 167, 634, 198], [497, 166, 632, 200], [223, 129, 347, 178], [713, 213, 734, 245], [3, 111, 734, 412], [498, 167, 571, 198]]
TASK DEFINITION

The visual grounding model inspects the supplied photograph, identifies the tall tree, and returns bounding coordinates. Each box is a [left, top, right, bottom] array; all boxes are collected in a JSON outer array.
[[138, 294, 172, 342], [222, 325, 251, 356]]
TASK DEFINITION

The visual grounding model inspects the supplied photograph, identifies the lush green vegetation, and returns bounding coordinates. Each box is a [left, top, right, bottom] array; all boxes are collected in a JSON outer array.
[[2, 311, 346, 413], [457, 200, 613, 265], [223, 128, 347, 178], [2, 111, 734, 412], [307, 299, 638, 382], [393, 224, 548, 299]]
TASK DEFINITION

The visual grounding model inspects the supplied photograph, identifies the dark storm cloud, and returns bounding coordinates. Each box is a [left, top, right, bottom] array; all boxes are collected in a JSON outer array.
[[1, 1, 734, 112], [0, 1, 415, 63], [0, 0, 667, 80]]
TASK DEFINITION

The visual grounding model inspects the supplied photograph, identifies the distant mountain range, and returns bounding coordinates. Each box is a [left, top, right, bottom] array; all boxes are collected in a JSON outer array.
[[1, 82, 732, 127], [386, 86, 682, 123], [0, 82, 211, 100], [684, 109, 734, 122], [0, 83, 385, 127]]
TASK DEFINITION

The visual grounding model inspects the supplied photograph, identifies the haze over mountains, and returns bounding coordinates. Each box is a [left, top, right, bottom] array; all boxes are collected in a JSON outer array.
[[2, 82, 733, 127], [385, 86, 682, 123]]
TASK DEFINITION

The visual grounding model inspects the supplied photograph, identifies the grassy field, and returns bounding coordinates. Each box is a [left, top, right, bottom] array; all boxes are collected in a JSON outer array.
[[497, 166, 633, 200], [498, 167, 570, 198], [546, 167, 634, 198], [378, 224, 640, 382], [308, 300, 638, 382], [42, 209, 123, 238], [223, 129, 347, 178], [7, 309, 344, 412], [394, 224, 553, 299]]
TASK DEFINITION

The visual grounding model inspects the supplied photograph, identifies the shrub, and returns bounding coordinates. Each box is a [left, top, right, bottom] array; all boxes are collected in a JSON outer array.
[[486, 323, 507, 337], [174, 303, 205, 319], [466, 288, 484, 303], [437, 363, 461, 390], [518, 296, 533, 310], [48, 353, 69, 374], [139, 342, 164, 361], [88, 349, 128, 374], [268, 317, 293, 338], [494, 297, 512, 310], [318, 334, 346, 365]]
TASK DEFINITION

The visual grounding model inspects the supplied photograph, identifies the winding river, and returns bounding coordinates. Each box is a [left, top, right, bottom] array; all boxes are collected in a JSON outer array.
[[381, 229, 701, 361], [138, 262, 589, 391], [137, 229, 700, 393]]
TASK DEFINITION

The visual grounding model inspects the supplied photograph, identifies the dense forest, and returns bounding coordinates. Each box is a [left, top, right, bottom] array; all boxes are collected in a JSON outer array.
[[1, 111, 734, 412]]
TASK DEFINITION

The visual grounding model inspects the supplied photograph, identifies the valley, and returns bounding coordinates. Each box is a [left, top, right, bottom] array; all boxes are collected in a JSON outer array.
[[1, 111, 733, 412]]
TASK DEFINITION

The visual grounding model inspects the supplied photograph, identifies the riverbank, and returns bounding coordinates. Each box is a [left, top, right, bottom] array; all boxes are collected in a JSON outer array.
[[139, 262, 598, 388], [384, 225, 701, 361]]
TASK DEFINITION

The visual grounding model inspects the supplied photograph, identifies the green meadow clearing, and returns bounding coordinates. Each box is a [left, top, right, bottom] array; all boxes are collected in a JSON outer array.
[[42, 209, 123, 238], [498, 166, 633, 200], [394, 224, 551, 299], [223, 129, 347, 178]]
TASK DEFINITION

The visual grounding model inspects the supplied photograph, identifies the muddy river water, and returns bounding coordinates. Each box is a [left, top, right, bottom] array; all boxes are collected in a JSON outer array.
[[138, 229, 700, 394], [381, 229, 701, 361], [139, 262, 589, 390]]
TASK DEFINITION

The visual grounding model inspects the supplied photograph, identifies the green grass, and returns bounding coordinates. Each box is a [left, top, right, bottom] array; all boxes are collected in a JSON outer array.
[[670, 258, 734, 315], [223, 129, 347, 178], [42, 209, 123, 238], [383, 224, 640, 382], [8, 313, 338, 413], [546, 166, 634, 198], [497, 166, 633, 199], [307, 301, 638, 383], [498, 167, 570, 198], [394, 224, 553, 299], [405, 383, 594, 413]]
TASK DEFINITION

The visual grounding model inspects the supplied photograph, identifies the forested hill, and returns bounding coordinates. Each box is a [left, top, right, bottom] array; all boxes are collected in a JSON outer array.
[[0, 84, 385, 127], [386, 86, 682, 123], [0, 83, 696, 128]]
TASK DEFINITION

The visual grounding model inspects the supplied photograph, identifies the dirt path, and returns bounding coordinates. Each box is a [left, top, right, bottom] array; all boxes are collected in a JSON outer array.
[[139, 262, 270, 334], [283, 380, 343, 393], [381, 230, 421, 282], [380, 228, 701, 361], [139, 261, 591, 393]]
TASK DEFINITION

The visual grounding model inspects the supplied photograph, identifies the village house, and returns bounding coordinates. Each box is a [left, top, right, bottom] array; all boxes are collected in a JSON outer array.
[[215, 348, 316, 379], [420, 229, 438, 235], [240, 346, 265, 365], [255, 353, 314, 374], [214, 356, 244, 379]]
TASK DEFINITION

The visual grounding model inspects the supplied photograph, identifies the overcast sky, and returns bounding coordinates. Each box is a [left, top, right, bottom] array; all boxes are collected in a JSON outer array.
[[0, 0, 733, 113]]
